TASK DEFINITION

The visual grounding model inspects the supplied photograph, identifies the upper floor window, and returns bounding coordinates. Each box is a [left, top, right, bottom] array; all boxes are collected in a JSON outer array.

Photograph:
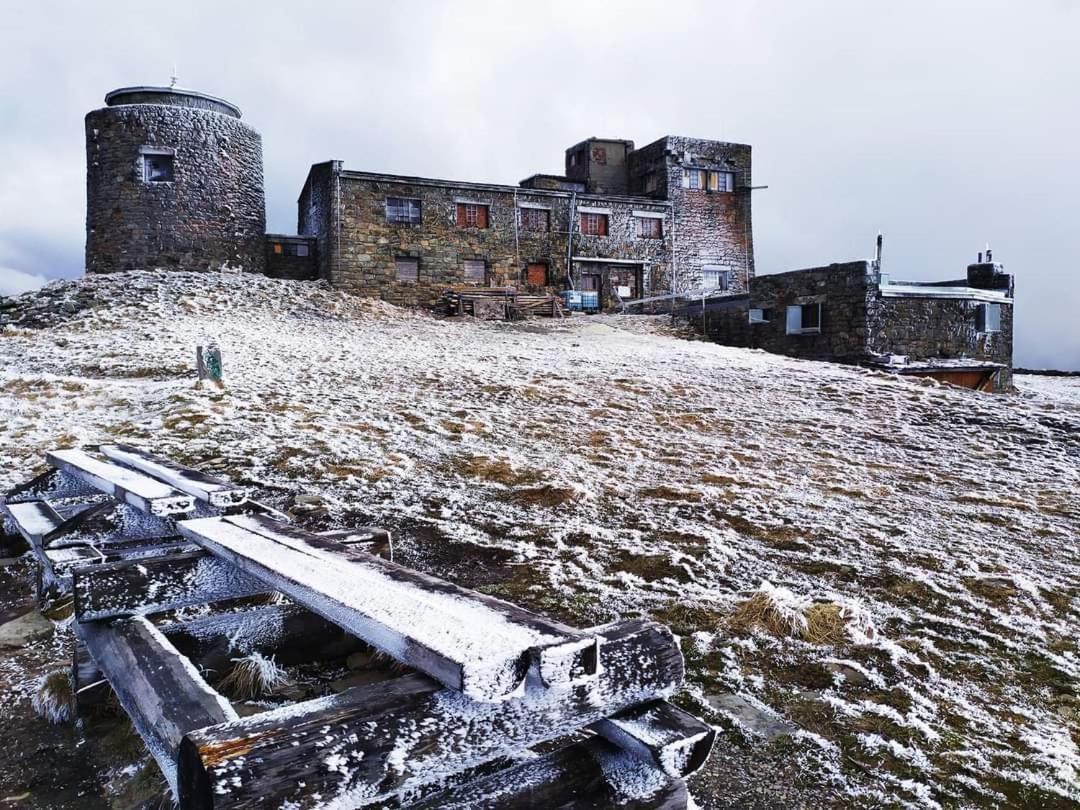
[[519, 207, 550, 233], [683, 168, 735, 192], [579, 212, 609, 236], [273, 242, 310, 257], [708, 171, 735, 192], [635, 216, 663, 239], [702, 265, 731, 291], [684, 169, 705, 190], [463, 259, 487, 285], [144, 154, 174, 183], [386, 197, 422, 225], [456, 203, 489, 229]]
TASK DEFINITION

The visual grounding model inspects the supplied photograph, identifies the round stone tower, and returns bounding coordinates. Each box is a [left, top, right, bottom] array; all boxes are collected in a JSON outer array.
[[85, 86, 266, 274]]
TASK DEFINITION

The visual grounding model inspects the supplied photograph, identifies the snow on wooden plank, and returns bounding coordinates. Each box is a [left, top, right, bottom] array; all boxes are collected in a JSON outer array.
[[592, 699, 717, 777], [72, 549, 269, 622], [2, 500, 62, 544], [177, 619, 684, 809], [100, 444, 250, 507], [46, 449, 195, 517], [177, 514, 596, 700], [79, 616, 238, 795], [405, 738, 691, 810]]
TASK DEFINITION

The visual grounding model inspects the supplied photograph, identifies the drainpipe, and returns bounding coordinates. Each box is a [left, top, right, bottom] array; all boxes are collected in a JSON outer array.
[[512, 188, 520, 274], [565, 191, 577, 290]]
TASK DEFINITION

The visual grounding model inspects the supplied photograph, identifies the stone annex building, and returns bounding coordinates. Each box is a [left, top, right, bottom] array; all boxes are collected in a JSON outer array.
[[84, 84, 1014, 390]]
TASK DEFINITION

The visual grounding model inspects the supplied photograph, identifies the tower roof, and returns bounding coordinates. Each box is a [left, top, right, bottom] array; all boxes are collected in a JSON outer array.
[[104, 86, 242, 118]]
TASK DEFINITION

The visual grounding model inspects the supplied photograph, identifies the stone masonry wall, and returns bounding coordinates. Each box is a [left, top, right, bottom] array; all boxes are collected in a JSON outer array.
[[628, 136, 754, 295], [302, 168, 671, 309], [85, 104, 265, 274], [868, 296, 1014, 388]]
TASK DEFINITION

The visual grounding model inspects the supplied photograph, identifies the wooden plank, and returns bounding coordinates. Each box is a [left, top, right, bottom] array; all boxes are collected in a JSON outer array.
[[592, 699, 716, 777], [46, 449, 195, 517], [72, 550, 269, 622], [177, 514, 598, 700], [79, 616, 238, 794], [406, 738, 690, 810], [100, 444, 251, 508], [177, 619, 684, 809], [160, 604, 367, 673], [2, 500, 62, 545], [316, 526, 393, 561]]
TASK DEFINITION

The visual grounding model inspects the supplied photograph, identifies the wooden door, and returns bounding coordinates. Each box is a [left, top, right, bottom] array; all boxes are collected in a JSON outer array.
[[526, 263, 548, 287]]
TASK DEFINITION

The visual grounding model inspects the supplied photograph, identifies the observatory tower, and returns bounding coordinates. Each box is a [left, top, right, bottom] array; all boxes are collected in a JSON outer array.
[[85, 85, 266, 274]]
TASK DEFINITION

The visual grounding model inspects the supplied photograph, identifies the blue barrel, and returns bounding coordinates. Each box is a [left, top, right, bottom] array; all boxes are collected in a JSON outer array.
[[560, 290, 583, 312]]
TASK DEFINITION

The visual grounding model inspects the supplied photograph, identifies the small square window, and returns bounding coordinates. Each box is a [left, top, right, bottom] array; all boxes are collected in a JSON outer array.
[[580, 213, 609, 236], [786, 303, 822, 334], [749, 308, 770, 323], [386, 197, 422, 225], [683, 169, 706, 190], [702, 266, 731, 291], [295, 244, 309, 257], [464, 259, 486, 285], [456, 204, 489, 229], [635, 217, 663, 239], [273, 243, 283, 255], [395, 257, 419, 282], [708, 171, 734, 192], [144, 154, 174, 183], [519, 208, 550, 232]]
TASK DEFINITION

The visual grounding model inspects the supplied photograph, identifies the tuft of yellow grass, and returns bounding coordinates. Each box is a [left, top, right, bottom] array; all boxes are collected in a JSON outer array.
[[730, 584, 866, 646]]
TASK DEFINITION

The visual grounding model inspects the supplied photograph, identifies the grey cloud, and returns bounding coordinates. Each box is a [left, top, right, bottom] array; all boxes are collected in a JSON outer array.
[[1, 0, 1076, 368]]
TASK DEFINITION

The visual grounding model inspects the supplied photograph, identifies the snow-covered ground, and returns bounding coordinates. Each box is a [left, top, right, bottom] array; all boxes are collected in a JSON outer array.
[[1, 271, 1077, 807]]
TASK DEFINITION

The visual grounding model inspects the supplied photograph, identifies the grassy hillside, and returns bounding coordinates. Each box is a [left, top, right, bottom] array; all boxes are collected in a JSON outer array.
[[1, 271, 1077, 808]]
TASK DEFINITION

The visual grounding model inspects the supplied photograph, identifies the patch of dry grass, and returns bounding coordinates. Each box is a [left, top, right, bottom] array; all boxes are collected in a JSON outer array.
[[456, 455, 541, 486], [217, 652, 288, 699]]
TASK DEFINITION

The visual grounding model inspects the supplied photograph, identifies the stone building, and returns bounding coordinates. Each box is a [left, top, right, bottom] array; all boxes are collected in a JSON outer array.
[[84, 85, 757, 311], [85, 87, 266, 275], [686, 257, 1015, 391], [297, 136, 755, 309]]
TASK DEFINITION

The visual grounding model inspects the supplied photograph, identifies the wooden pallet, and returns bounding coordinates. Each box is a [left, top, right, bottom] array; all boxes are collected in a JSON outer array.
[[2, 447, 714, 808]]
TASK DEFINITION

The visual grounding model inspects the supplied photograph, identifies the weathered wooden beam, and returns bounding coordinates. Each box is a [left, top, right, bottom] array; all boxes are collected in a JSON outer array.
[[72, 550, 269, 622], [592, 699, 716, 778], [100, 444, 251, 508], [177, 514, 598, 700], [406, 738, 691, 810], [160, 604, 367, 674], [177, 619, 684, 809], [46, 449, 195, 517], [2, 500, 62, 545], [79, 616, 238, 794]]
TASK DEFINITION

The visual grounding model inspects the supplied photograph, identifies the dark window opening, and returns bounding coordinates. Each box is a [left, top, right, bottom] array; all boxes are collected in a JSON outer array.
[[519, 208, 550, 233], [386, 197, 422, 225], [464, 259, 487, 285], [395, 257, 419, 282], [144, 154, 174, 183]]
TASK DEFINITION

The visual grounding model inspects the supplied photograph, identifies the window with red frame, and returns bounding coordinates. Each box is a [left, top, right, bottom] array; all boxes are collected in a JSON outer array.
[[456, 203, 489, 229], [579, 212, 609, 236]]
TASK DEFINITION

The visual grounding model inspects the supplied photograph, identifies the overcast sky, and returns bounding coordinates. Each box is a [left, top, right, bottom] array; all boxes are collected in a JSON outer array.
[[2, 0, 1077, 368]]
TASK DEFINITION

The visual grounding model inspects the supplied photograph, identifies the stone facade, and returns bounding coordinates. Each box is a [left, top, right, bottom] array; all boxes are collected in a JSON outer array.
[[690, 260, 1015, 391], [299, 164, 673, 309], [85, 87, 266, 275], [628, 136, 755, 295]]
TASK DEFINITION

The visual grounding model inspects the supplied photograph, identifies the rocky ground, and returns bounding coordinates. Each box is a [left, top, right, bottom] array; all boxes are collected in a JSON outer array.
[[0, 271, 1077, 808]]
